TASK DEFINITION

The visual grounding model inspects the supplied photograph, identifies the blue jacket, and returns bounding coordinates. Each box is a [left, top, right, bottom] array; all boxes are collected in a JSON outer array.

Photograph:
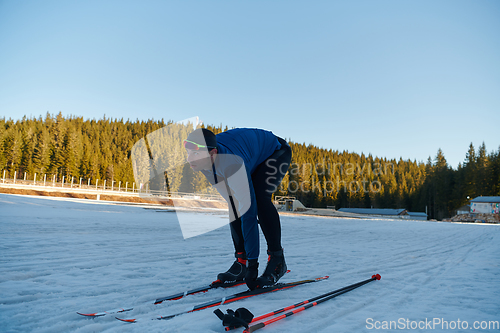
[[203, 128, 281, 259]]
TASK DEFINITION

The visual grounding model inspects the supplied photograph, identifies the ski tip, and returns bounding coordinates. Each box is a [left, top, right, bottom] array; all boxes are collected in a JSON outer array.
[[316, 275, 329, 281], [372, 274, 381, 280], [77, 312, 98, 317], [115, 317, 137, 323]]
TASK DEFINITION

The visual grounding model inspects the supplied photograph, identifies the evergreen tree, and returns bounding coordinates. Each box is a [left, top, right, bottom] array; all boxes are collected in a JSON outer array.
[[0, 118, 8, 171], [20, 118, 36, 176], [49, 112, 66, 178], [33, 128, 52, 174], [475, 142, 488, 195], [62, 127, 80, 178], [463, 143, 476, 198], [487, 147, 500, 195], [433, 149, 453, 219], [4, 128, 23, 177]]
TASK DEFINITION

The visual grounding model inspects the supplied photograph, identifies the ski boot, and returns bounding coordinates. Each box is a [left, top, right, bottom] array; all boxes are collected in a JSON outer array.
[[254, 248, 287, 288], [215, 252, 247, 284]]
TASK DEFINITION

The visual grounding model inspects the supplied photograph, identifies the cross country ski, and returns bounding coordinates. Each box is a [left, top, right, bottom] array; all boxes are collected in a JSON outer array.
[[76, 279, 245, 317]]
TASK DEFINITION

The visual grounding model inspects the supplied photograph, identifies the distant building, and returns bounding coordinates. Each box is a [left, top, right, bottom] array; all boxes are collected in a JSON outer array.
[[407, 211, 428, 220], [337, 208, 428, 220], [338, 208, 407, 216], [455, 205, 470, 215], [470, 196, 500, 214], [274, 196, 306, 212]]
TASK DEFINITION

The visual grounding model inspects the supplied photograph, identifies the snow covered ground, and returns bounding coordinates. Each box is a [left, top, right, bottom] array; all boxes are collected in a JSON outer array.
[[1, 193, 499, 333]]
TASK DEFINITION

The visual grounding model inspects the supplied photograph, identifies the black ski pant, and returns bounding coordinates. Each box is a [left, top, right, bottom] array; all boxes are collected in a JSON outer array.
[[230, 137, 292, 257]]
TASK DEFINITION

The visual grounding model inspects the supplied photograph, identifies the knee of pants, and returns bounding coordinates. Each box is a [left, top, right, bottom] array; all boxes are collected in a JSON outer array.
[[254, 188, 274, 204], [255, 196, 275, 214]]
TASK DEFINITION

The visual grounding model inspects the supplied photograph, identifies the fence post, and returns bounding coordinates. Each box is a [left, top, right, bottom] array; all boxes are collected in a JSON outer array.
[[133, 182, 135, 193], [125, 182, 128, 192], [2, 170, 5, 183], [14, 171, 16, 184], [24, 172, 27, 181], [52, 175, 56, 187], [111, 180, 114, 191], [79, 178, 82, 188], [62, 176, 65, 187], [34, 173, 37, 185], [103, 180, 106, 191], [118, 181, 121, 192], [96, 179, 99, 190], [44, 174, 46, 186]]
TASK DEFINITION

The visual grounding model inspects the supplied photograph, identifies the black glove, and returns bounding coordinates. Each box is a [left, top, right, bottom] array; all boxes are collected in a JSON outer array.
[[214, 307, 254, 329], [244, 259, 259, 290]]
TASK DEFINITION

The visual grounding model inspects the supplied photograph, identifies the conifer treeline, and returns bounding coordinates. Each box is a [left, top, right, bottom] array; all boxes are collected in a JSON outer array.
[[1, 113, 499, 219]]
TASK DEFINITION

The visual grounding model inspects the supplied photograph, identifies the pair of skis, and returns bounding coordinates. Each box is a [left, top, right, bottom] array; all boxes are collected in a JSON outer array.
[[219, 274, 382, 333], [116, 275, 328, 322], [77, 271, 329, 322]]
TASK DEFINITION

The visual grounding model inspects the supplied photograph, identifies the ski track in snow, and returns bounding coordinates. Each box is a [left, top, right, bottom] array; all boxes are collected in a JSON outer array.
[[0, 193, 499, 333]]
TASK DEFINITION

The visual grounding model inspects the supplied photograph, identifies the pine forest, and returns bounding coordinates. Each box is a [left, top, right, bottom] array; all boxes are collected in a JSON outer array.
[[1, 113, 499, 220]]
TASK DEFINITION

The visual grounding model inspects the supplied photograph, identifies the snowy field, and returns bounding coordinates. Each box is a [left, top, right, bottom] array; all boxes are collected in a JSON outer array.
[[1, 193, 499, 333]]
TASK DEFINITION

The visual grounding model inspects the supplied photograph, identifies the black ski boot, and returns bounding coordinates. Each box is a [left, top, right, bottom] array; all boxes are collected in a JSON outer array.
[[216, 252, 247, 283], [255, 248, 287, 288]]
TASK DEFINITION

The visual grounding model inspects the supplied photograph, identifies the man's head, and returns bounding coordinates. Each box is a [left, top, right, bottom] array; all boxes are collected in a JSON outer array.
[[184, 128, 217, 171]]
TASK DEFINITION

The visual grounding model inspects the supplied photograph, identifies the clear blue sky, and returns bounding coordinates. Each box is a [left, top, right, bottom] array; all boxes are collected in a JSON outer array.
[[1, 0, 499, 169]]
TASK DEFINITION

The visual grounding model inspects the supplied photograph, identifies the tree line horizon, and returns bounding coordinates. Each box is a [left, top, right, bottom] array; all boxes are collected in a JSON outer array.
[[1, 113, 499, 220]]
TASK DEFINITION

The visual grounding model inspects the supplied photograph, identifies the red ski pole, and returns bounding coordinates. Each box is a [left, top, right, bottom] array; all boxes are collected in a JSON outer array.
[[241, 274, 381, 333]]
